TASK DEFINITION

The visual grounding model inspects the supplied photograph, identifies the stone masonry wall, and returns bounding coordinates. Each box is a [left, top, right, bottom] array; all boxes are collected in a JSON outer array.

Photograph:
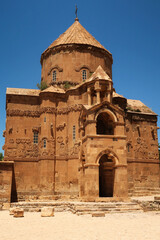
[[0, 162, 13, 203]]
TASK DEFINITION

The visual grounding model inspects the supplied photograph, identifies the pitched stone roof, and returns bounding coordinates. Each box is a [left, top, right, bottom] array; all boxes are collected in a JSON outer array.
[[6, 88, 40, 96], [41, 85, 65, 93], [127, 99, 156, 115], [113, 91, 125, 98], [88, 65, 112, 82], [44, 19, 110, 54]]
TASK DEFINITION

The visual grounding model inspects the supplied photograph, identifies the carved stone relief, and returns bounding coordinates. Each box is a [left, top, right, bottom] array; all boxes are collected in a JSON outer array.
[[9, 139, 14, 144], [5, 138, 39, 158], [57, 136, 63, 143], [57, 104, 83, 114], [39, 138, 55, 157], [56, 123, 66, 131], [70, 142, 80, 156], [56, 137, 66, 156]]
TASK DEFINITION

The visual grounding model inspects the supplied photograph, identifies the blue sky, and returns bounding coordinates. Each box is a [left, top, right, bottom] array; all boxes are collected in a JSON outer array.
[[0, 0, 160, 153]]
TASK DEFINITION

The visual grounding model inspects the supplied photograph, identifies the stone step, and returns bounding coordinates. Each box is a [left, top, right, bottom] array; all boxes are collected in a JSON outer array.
[[128, 187, 160, 197], [11, 201, 142, 214], [73, 203, 142, 214], [129, 193, 157, 197], [134, 187, 160, 190]]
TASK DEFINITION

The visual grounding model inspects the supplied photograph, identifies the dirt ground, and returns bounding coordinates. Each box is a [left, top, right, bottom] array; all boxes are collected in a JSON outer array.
[[0, 210, 160, 240]]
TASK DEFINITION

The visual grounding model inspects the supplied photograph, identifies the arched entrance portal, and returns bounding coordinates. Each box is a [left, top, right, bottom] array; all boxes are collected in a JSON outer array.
[[99, 154, 115, 197]]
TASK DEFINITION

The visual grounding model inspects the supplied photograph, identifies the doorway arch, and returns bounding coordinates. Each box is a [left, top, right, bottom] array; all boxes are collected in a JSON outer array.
[[99, 154, 115, 197]]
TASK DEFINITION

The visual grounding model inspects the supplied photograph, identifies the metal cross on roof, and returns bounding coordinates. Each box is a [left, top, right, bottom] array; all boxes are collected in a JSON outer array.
[[75, 4, 78, 19]]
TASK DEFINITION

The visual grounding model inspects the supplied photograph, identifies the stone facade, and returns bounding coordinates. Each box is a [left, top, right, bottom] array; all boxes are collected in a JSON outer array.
[[2, 19, 160, 202]]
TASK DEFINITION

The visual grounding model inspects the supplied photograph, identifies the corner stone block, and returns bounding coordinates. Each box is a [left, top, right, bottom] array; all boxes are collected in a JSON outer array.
[[41, 207, 54, 217]]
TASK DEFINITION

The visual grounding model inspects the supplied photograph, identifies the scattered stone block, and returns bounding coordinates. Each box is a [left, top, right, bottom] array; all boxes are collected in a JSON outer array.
[[2, 203, 10, 210], [9, 207, 15, 215], [13, 208, 24, 217], [92, 212, 105, 217], [41, 207, 54, 217]]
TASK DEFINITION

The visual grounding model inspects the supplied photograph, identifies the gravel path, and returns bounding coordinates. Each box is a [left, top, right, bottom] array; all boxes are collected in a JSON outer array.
[[0, 211, 160, 240]]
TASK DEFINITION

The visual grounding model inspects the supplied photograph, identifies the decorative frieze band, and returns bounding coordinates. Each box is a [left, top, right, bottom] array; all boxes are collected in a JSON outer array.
[[57, 104, 83, 114], [7, 104, 83, 117], [7, 109, 41, 117]]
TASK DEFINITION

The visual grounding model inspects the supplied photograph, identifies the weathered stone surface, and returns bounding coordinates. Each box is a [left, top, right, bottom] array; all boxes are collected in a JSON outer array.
[[41, 207, 54, 217]]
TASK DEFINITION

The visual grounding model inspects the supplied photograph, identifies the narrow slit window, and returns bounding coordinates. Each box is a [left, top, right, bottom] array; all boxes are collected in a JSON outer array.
[[73, 125, 76, 141], [53, 70, 57, 81], [82, 70, 87, 81], [137, 126, 141, 137], [33, 132, 38, 144], [127, 144, 130, 152], [44, 117, 46, 122], [44, 139, 46, 148], [151, 130, 155, 140]]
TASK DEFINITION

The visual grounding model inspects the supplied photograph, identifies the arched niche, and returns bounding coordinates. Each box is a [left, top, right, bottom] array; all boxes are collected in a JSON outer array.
[[96, 110, 117, 135]]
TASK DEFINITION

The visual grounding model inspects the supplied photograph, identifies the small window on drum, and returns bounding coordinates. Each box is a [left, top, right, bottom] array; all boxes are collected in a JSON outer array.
[[82, 69, 87, 81], [53, 70, 57, 81]]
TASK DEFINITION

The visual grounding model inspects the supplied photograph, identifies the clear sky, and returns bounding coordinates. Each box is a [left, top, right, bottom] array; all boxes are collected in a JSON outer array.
[[0, 0, 160, 153]]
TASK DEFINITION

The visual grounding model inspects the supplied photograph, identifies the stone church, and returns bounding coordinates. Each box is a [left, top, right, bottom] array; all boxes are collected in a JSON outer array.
[[1, 18, 159, 203]]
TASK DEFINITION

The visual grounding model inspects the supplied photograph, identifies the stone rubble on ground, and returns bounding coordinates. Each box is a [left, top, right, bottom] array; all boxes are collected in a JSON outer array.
[[41, 207, 54, 217], [13, 208, 24, 218]]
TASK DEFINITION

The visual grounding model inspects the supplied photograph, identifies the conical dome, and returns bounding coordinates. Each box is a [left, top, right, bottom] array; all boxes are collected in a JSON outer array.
[[41, 19, 113, 86], [42, 19, 111, 56], [49, 20, 107, 50]]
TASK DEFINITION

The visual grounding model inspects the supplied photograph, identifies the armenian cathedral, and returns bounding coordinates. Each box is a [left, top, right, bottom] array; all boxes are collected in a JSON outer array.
[[1, 18, 159, 203]]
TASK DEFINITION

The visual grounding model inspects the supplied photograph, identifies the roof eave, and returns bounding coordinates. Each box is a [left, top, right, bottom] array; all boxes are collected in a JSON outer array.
[[40, 43, 113, 65]]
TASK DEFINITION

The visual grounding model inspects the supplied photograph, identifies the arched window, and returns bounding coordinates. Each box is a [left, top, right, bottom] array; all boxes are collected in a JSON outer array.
[[96, 112, 114, 135], [73, 125, 76, 141], [43, 139, 46, 148], [82, 69, 87, 81], [33, 132, 38, 144], [53, 70, 57, 81], [127, 144, 131, 152]]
